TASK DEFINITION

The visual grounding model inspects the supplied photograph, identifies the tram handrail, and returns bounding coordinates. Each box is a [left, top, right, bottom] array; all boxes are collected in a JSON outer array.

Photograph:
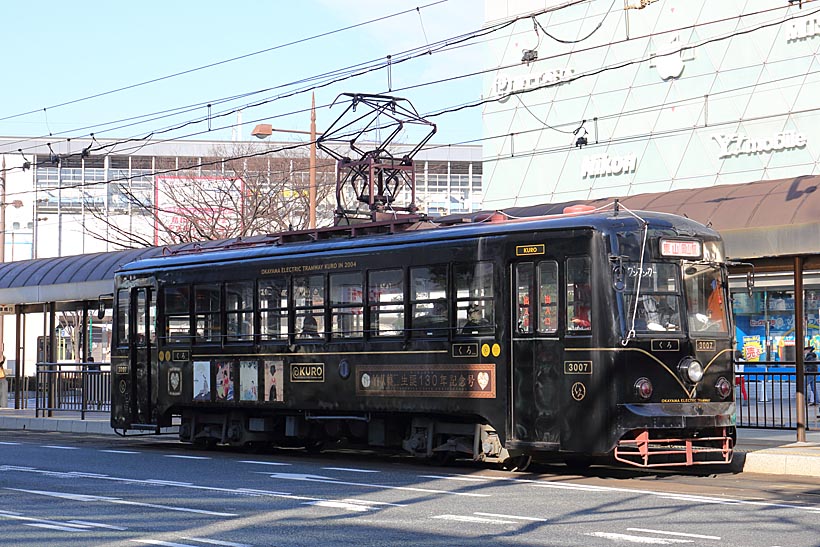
[[34, 362, 111, 419]]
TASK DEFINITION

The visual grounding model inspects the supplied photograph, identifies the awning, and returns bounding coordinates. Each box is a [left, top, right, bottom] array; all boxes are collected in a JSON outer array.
[[487, 175, 820, 261]]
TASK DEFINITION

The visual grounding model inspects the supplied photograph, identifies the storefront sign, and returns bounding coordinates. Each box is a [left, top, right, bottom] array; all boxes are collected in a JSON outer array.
[[787, 17, 820, 42], [581, 153, 637, 178], [493, 67, 575, 98], [713, 131, 807, 159]]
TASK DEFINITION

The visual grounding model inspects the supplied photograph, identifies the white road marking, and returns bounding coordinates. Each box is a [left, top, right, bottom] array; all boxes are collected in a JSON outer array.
[[628, 528, 720, 540], [435, 473, 820, 513], [322, 467, 380, 473], [132, 540, 203, 547], [433, 514, 517, 524], [238, 460, 291, 466], [41, 445, 79, 450], [419, 474, 491, 482], [10, 489, 237, 517], [100, 449, 140, 454], [0, 510, 93, 532], [179, 538, 253, 547], [68, 519, 128, 531], [303, 500, 374, 512], [25, 523, 88, 532], [0, 441, 20, 445], [474, 512, 548, 522], [164, 455, 210, 460], [341, 498, 407, 507], [145, 480, 194, 487], [264, 472, 490, 497], [587, 532, 693, 544]]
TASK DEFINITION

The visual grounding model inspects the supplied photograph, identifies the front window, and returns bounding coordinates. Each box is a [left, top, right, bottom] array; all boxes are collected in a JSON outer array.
[[684, 262, 729, 333], [623, 262, 682, 333]]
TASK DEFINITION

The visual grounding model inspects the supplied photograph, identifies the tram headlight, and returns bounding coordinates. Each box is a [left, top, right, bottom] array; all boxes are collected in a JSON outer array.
[[634, 377, 653, 400], [678, 357, 704, 383], [715, 377, 732, 399]]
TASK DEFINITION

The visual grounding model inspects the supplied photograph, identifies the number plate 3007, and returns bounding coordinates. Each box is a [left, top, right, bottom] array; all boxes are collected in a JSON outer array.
[[564, 361, 592, 374]]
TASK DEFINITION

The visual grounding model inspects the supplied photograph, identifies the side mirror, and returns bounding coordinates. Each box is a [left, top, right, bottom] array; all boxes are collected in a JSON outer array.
[[97, 298, 106, 320]]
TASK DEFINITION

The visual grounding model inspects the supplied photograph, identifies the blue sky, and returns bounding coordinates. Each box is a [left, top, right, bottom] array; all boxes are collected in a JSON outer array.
[[0, 1, 486, 146]]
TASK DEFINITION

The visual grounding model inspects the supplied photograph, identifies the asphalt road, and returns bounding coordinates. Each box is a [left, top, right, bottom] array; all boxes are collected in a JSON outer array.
[[1, 430, 820, 547]]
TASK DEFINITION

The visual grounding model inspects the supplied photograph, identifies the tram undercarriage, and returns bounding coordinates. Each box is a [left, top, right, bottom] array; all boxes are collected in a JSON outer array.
[[175, 408, 521, 465]]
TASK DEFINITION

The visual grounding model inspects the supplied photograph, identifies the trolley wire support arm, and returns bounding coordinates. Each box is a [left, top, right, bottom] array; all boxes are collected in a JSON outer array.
[[317, 93, 436, 224]]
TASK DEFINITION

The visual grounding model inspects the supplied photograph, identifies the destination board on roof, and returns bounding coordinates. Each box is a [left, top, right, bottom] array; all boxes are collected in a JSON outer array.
[[0, 305, 15, 315], [659, 238, 702, 258]]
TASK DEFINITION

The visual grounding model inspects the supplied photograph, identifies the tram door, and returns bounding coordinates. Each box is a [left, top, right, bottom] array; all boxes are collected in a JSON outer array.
[[130, 288, 156, 426], [511, 260, 562, 445]]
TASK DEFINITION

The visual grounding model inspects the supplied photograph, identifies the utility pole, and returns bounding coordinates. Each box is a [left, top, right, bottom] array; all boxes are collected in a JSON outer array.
[[310, 93, 317, 229], [0, 156, 6, 371]]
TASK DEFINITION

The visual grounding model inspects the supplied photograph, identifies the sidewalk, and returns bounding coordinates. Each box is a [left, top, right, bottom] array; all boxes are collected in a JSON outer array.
[[1, 406, 819, 478]]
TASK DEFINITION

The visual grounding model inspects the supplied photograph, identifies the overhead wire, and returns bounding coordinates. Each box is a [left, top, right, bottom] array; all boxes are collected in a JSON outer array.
[[4, 1, 815, 200], [0, 0, 451, 125]]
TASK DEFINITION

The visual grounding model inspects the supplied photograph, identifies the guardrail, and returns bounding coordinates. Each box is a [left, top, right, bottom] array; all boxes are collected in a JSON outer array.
[[35, 362, 111, 419], [735, 361, 818, 429]]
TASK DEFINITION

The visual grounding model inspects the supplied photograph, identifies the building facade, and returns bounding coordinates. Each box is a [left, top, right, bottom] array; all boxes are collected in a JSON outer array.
[[1, 138, 482, 261], [482, 1, 820, 363]]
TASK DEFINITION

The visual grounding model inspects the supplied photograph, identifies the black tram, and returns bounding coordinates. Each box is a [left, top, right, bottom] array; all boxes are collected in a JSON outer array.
[[110, 206, 736, 468]]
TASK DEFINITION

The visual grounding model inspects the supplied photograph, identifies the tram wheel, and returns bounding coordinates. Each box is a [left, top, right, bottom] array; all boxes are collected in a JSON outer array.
[[563, 455, 594, 470], [501, 455, 532, 472], [431, 450, 455, 466], [304, 440, 325, 453]]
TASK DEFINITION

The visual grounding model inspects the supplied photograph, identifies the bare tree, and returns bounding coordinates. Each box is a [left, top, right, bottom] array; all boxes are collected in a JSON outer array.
[[81, 142, 336, 248]]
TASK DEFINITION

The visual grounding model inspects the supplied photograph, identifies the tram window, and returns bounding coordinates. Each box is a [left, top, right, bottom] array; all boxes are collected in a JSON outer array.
[[194, 284, 222, 343], [455, 262, 494, 336], [683, 263, 728, 333], [294, 275, 325, 338], [567, 257, 592, 331], [515, 263, 534, 334], [259, 277, 289, 340], [330, 272, 363, 338], [226, 281, 254, 342], [411, 265, 449, 337], [136, 290, 148, 347], [368, 269, 404, 337], [163, 286, 191, 344], [623, 263, 682, 333], [116, 289, 129, 346], [537, 261, 558, 334]]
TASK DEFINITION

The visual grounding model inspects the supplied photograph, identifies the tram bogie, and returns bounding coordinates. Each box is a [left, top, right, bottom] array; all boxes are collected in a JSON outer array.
[[110, 207, 737, 468]]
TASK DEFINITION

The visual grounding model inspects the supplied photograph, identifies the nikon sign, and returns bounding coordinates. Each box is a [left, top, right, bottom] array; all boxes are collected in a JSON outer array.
[[713, 131, 807, 159], [581, 153, 637, 178]]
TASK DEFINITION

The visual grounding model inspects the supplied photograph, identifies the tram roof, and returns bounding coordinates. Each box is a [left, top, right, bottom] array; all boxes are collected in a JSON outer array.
[[0, 174, 816, 307]]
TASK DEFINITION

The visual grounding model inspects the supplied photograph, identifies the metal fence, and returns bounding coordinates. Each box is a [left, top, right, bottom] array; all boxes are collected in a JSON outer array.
[[735, 361, 818, 429], [14, 360, 817, 429], [34, 362, 111, 419]]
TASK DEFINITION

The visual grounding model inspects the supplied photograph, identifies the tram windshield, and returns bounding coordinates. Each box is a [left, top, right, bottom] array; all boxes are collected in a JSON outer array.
[[683, 262, 728, 334], [623, 262, 682, 333]]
